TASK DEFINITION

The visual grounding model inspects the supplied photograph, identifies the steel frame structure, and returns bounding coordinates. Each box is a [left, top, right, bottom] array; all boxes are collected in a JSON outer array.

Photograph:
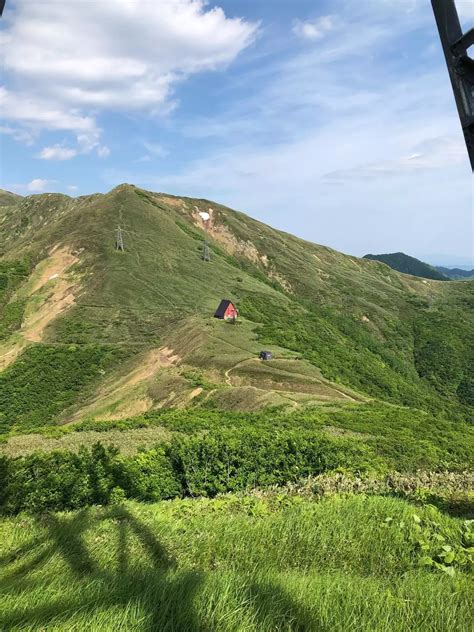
[[432, 0, 474, 170]]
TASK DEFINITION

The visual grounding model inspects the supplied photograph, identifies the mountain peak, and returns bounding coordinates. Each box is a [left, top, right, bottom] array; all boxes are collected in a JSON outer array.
[[363, 252, 449, 281]]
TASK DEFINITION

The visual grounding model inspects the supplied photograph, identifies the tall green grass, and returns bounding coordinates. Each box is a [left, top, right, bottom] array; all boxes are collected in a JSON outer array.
[[0, 495, 472, 631]]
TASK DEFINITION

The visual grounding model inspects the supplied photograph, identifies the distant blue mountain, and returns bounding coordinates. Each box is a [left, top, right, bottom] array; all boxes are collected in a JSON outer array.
[[435, 266, 474, 280]]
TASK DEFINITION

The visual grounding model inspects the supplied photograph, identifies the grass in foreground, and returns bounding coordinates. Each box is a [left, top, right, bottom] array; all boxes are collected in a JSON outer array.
[[0, 494, 472, 631]]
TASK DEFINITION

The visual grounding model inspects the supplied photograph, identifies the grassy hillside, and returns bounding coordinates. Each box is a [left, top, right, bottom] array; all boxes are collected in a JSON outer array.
[[363, 252, 449, 281], [0, 185, 472, 631], [0, 184, 472, 432], [1, 494, 472, 631], [0, 190, 22, 208]]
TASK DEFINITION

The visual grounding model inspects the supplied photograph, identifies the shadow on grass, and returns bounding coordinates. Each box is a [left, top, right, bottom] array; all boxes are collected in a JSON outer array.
[[246, 578, 324, 632], [428, 498, 474, 519], [0, 506, 201, 631], [0, 505, 317, 631]]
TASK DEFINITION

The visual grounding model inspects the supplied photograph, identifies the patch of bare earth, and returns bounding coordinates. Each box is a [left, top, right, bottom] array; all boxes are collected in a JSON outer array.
[[191, 207, 261, 262], [66, 346, 182, 422], [0, 246, 80, 369], [115, 347, 181, 389], [191, 208, 292, 291], [22, 246, 80, 343], [186, 387, 203, 402], [23, 283, 76, 343], [0, 341, 26, 371], [28, 245, 79, 294], [268, 269, 292, 292], [158, 195, 184, 208]]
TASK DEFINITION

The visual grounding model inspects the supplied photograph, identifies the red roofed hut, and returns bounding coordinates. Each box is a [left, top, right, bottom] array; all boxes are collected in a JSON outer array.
[[214, 299, 238, 321]]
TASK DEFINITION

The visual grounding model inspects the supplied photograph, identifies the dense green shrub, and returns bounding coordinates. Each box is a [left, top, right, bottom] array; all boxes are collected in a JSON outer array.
[[413, 310, 473, 404], [0, 344, 127, 432], [0, 429, 379, 514], [457, 374, 474, 407], [116, 447, 181, 501], [0, 454, 8, 506], [0, 299, 26, 340], [239, 293, 474, 419], [8, 401, 472, 471], [170, 429, 377, 497], [0, 259, 30, 340], [1, 444, 119, 513]]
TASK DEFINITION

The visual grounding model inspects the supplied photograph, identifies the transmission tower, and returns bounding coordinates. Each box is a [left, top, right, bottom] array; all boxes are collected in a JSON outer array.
[[115, 225, 124, 251], [202, 240, 211, 262]]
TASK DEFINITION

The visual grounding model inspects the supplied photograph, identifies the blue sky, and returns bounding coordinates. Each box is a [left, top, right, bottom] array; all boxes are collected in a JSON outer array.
[[1, 0, 473, 264]]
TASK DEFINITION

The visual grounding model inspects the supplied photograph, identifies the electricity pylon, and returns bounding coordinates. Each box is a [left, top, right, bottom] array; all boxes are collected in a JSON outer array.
[[115, 226, 124, 251]]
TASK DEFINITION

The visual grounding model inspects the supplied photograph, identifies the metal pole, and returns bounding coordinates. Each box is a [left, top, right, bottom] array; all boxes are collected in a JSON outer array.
[[432, 0, 474, 170]]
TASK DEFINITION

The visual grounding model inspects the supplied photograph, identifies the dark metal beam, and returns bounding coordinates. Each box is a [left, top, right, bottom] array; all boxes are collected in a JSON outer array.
[[0, 1, 6, 17], [452, 28, 474, 56], [432, 0, 474, 170]]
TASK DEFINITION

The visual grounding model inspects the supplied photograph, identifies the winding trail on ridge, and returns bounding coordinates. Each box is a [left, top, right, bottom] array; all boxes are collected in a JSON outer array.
[[224, 358, 255, 386], [224, 356, 358, 403]]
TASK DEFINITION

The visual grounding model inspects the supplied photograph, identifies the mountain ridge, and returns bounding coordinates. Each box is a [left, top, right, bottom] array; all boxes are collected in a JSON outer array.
[[363, 252, 449, 281], [0, 184, 472, 431], [436, 266, 474, 280]]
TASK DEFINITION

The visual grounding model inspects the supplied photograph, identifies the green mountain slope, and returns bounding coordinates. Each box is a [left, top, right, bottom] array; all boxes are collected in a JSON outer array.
[[436, 266, 474, 280], [0, 190, 22, 207], [0, 185, 472, 432], [363, 252, 449, 281]]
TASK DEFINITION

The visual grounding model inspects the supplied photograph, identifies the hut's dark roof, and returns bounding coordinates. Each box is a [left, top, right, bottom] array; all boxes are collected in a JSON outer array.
[[214, 299, 235, 318]]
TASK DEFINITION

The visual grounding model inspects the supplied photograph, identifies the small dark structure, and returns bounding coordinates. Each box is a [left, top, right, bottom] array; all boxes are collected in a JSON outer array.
[[214, 299, 238, 321], [115, 225, 124, 251], [202, 241, 211, 262], [259, 351, 273, 361]]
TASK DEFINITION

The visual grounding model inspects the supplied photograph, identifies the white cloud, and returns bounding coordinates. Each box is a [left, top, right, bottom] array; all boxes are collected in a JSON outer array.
[[0, 125, 36, 145], [142, 141, 169, 158], [67, 185, 78, 192], [38, 144, 78, 161], [26, 178, 56, 192], [135, 155, 153, 163], [37, 136, 108, 161], [0, 87, 100, 152], [0, 87, 97, 133], [323, 137, 467, 181], [293, 16, 334, 41], [97, 146, 111, 159], [1, 0, 258, 154], [109, 4, 471, 260]]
